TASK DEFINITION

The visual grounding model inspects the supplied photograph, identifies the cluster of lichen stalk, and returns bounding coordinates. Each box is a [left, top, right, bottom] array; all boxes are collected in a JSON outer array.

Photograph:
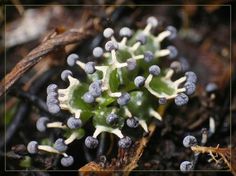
[[26, 16, 197, 167]]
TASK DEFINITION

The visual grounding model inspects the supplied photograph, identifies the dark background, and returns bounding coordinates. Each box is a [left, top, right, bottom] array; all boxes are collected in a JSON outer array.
[[0, 0, 234, 176]]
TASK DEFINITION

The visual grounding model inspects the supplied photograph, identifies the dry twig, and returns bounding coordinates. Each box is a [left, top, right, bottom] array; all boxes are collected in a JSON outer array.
[[0, 19, 100, 97], [191, 145, 236, 176]]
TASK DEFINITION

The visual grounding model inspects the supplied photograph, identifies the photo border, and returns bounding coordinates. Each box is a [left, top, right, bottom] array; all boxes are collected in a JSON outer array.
[[3, 3, 232, 173]]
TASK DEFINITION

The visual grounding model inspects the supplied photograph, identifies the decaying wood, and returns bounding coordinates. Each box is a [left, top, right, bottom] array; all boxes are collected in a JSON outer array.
[[79, 162, 111, 176], [0, 19, 100, 97], [232, 148, 236, 176]]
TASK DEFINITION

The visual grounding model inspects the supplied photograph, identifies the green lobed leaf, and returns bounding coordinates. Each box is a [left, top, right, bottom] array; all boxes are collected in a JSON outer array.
[[109, 68, 120, 92], [69, 85, 93, 121], [127, 91, 156, 121], [63, 128, 85, 139], [149, 76, 176, 96], [69, 85, 92, 111]]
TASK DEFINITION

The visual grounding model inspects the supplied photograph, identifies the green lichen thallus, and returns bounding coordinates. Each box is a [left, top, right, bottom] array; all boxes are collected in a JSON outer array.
[[27, 16, 197, 167]]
